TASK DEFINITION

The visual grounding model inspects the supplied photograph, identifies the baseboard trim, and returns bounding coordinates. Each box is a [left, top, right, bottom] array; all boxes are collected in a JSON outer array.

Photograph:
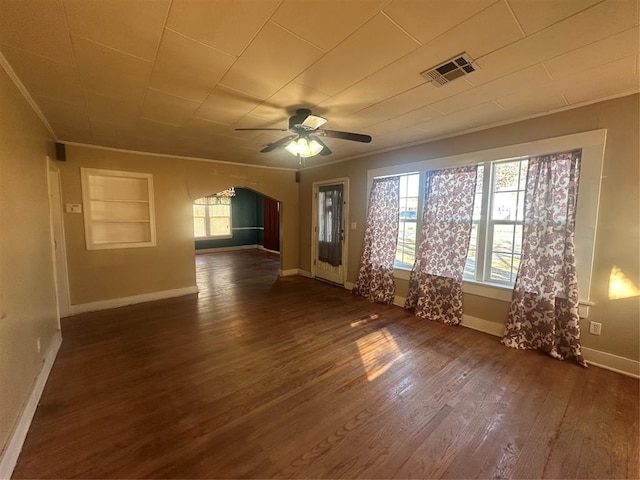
[[344, 281, 354, 291], [279, 269, 299, 277], [196, 245, 258, 254], [581, 347, 639, 379], [257, 246, 280, 255], [69, 286, 199, 315], [0, 331, 62, 479], [393, 295, 406, 307], [461, 314, 505, 337], [386, 301, 639, 378], [460, 315, 639, 378], [298, 269, 312, 278]]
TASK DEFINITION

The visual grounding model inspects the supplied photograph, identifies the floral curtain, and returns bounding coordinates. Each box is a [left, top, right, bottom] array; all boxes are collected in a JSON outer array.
[[405, 166, 477, 325], [502, 150, 586, 366], [353, 176, 400, 304]]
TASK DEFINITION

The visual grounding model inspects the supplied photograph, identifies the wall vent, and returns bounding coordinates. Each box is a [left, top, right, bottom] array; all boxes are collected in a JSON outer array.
[[421, 53, 477, 87]]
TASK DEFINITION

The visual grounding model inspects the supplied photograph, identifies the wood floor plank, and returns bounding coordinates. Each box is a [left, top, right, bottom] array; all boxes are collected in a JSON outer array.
[[11, 250, 639, 479]]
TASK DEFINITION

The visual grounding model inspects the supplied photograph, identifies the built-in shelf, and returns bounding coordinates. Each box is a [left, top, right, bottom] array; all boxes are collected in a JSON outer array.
[[81, 168, 156, 250]]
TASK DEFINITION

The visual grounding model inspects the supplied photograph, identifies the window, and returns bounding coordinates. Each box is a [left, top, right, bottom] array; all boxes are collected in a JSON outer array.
[[395, 173, 420, 269], [318, 189, 335, 243], [81, 168, 156, 250], [193, 196, 232, 239], [464, 158, 528, 284], [367, 129, 606, 312]]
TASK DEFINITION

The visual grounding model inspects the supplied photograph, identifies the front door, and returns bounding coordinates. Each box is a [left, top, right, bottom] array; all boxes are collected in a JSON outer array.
[[314, 183, 345, 285]]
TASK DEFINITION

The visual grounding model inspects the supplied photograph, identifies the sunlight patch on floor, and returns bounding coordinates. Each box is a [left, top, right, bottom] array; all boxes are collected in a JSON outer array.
[[356, 327, 404, 381], [350, 313, 379, 328]]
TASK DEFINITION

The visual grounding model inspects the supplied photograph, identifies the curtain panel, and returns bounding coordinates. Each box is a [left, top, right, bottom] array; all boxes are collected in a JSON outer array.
[[405, 166, 477, 325], [353, 176, 400, 304], [502, 150, 586, 366]]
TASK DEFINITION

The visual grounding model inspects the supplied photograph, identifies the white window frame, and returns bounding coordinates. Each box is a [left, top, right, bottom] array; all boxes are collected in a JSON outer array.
[[464, 157, 529, 286], [193, 198, 233, 240], [367, 129, 606, 317], [395, 172, 421, 270], [81, 168, 156, 250]]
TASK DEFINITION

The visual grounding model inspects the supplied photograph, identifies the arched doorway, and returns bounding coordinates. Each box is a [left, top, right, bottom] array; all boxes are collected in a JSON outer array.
[[191, 187, 280, 254]]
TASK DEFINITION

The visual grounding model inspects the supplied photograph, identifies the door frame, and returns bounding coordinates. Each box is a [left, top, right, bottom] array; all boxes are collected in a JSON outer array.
[[47, 161, 71, 320], [311, 177, 349, 285]]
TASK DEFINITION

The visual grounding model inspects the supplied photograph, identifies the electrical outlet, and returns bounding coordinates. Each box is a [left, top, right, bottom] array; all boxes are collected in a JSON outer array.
[[589, 321, 602, 336], [36, 338, 41, 353]]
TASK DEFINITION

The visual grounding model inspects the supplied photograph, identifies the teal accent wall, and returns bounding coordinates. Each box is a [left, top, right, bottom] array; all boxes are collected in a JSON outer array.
[[195, 188, 265, 250]]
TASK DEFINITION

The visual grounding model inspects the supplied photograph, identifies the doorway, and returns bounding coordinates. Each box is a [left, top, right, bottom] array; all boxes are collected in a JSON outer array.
[[312, 179, 349, 285], [263, 196, 280, 253]]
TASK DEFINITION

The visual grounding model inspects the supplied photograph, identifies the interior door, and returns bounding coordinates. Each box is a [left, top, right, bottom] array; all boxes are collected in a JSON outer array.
[[315, 183, 345, 284], [263, 196, 280, 252]]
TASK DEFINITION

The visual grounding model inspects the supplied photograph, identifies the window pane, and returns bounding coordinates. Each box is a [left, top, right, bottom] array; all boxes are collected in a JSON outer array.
[[400, 197, 418, 220], [318, 192, 326, 241], [490, 253, 512, 282], [492, 224, 515, 253], [194, 217, 206, 237], [395, 173, 420, 268], [399, 197, 407, 214], [492, 191, 518, 220], [210, 204, 229, 216], [464, 223, 478, 278], [407, 174, 420, 197], [514, 225, 523, 254], [473, 193, 482, 220], [512, 254, 521, 281], [396, 221, 416, 267], [193, 205, 205, 217], [209, 217, 230, 236], [516, 191, 525, 221], [464, 247, 476, 278], [399, 174, 408, 198], [494, 161, 520, 191], [519, 161, 528, 189]]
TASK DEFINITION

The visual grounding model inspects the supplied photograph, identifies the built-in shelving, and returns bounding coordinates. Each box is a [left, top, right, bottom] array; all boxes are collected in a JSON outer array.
[[81, 168, 156, 250]]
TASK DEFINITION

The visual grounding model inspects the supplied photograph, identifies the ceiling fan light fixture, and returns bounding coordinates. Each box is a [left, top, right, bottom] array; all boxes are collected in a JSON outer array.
[[285, 137, 323, 158]]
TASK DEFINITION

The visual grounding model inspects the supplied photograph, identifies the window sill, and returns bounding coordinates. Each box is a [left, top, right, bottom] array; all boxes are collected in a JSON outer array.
[[394, 267, 512, 301], [195, 234, 233, 240], [394, 269, 592, 317], [462, 279, 513, 302]]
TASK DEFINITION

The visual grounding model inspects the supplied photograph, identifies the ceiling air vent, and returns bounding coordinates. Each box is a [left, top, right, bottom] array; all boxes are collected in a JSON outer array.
[[421, 53, 477, 87]]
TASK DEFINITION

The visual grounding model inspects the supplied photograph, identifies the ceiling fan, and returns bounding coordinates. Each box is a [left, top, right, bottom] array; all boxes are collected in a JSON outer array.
[[235, 108, 372, 158]]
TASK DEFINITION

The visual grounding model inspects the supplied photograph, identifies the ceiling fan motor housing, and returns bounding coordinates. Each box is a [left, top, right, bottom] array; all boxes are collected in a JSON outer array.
[[289, 108, 314, 130]]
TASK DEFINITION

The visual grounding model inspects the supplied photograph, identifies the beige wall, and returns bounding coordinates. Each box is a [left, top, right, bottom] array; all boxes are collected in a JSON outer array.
[[0, 69, 59, 455], [298, 94, 640, 362], [59, 145, 299, 305]]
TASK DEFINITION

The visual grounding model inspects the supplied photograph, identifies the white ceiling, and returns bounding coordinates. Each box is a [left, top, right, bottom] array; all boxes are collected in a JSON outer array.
[[0, 0, 638, 169]]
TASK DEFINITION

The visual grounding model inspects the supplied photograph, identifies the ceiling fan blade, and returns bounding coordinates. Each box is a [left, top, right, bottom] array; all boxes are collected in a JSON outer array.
[[235, 128, 289, 131], [311, 135, 332, 156], [260, 135, 296, 153], [322, 129, 372, 143], [301, 114, 327, 130]]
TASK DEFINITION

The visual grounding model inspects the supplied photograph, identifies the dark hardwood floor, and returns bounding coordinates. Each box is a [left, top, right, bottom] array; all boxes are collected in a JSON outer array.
[[12, 250, 639, 479]]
